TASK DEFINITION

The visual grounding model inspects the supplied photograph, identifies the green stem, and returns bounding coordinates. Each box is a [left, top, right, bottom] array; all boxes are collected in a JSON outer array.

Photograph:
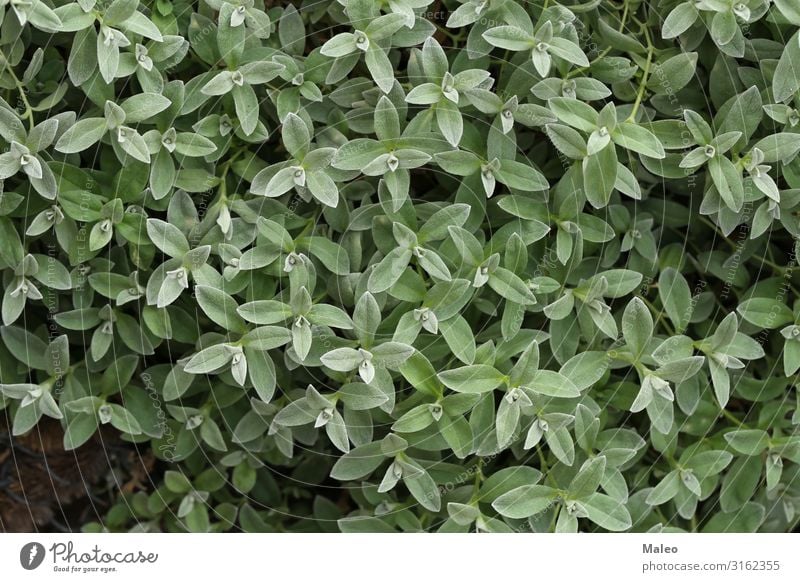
[[295, 210, 320, 240], [434, 24, 462, 45], [0, 51, 35, 131], [749, 254, 790, 275], [537, 444, 559, 488], [719, 406, 745, 428], [549, 504, 560, 532], [626, 26, 654, 122], [216, 148, 246, 201], [469, 458, 485, 501], [619, 0, 631, 32]]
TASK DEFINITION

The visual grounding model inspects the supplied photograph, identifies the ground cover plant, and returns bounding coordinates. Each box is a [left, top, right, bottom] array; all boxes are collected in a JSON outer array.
[[1, 0, 800, 533]]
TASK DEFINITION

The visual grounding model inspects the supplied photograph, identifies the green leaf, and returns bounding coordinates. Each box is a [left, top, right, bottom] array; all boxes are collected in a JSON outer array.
[[773, 31, 800, 103], [724, 429, 770, 456], [121, 93, 171, 123], [710, 10, 737, 46], [482, 26, 534, 51], [492, 484, 556, 518], [599, 269, 643, 298], [717, 87, 762, 150], [436, 98, 463, 146], [527, 370, 580, 398], [366, 13, 407, 41], [684, 451, 733, 479], [737, 298, 793, 329], [582, 144, 617, 208], [320, 33, 357, 58], [392, 404, 437, 433], [775, 0, 800, 24], [440, 316, 476, 365], [418, 204, 470, 242], [495, 160, 549, 191], [278, 4, 305, 54], [708, 156, 744, 212], [548, 97, 598, 132], [488, 267, 537, 305], [434, 150, 481, 175], [582, 493, 631, 531], [406, 83, 443, 105], [184, 344, 234, 374], [232, 84, 259, 135], [438, 365, 506, 394], [306, 171, 339, 208], [647, 52, 697, 95], [611, 123, 665, 159], [658, 268, 692, 332], [368, 247, 412, 293], [174, 132, 217, 157], [546, 123, 586, 159], [399, 351, 443, 397], [195, 285, 246, 333], [661, 2, 699, 39], [545, 425, 575, 465], [241, 325, 292, 350], [703, 502, 765, 533], [371, 342, 414, 368], [646, 470, 680, 505], [63, 414, 99, 450], [622, 297, 653, 359], [55, 118, 107, 153], [109, 404, 143, 435], [559, 352, 609, 391], [320, 348, 363, 372], [402, 461, 441, 511], [569, 455, 606, 498], [365, 45, 394, 93], [281, 113, 310, 159], [146, 218, 190, 258], [374, 96, 400, 141]]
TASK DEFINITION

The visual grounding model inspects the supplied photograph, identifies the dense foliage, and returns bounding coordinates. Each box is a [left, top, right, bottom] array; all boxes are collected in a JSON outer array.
[[1, 0, 800, 533]]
